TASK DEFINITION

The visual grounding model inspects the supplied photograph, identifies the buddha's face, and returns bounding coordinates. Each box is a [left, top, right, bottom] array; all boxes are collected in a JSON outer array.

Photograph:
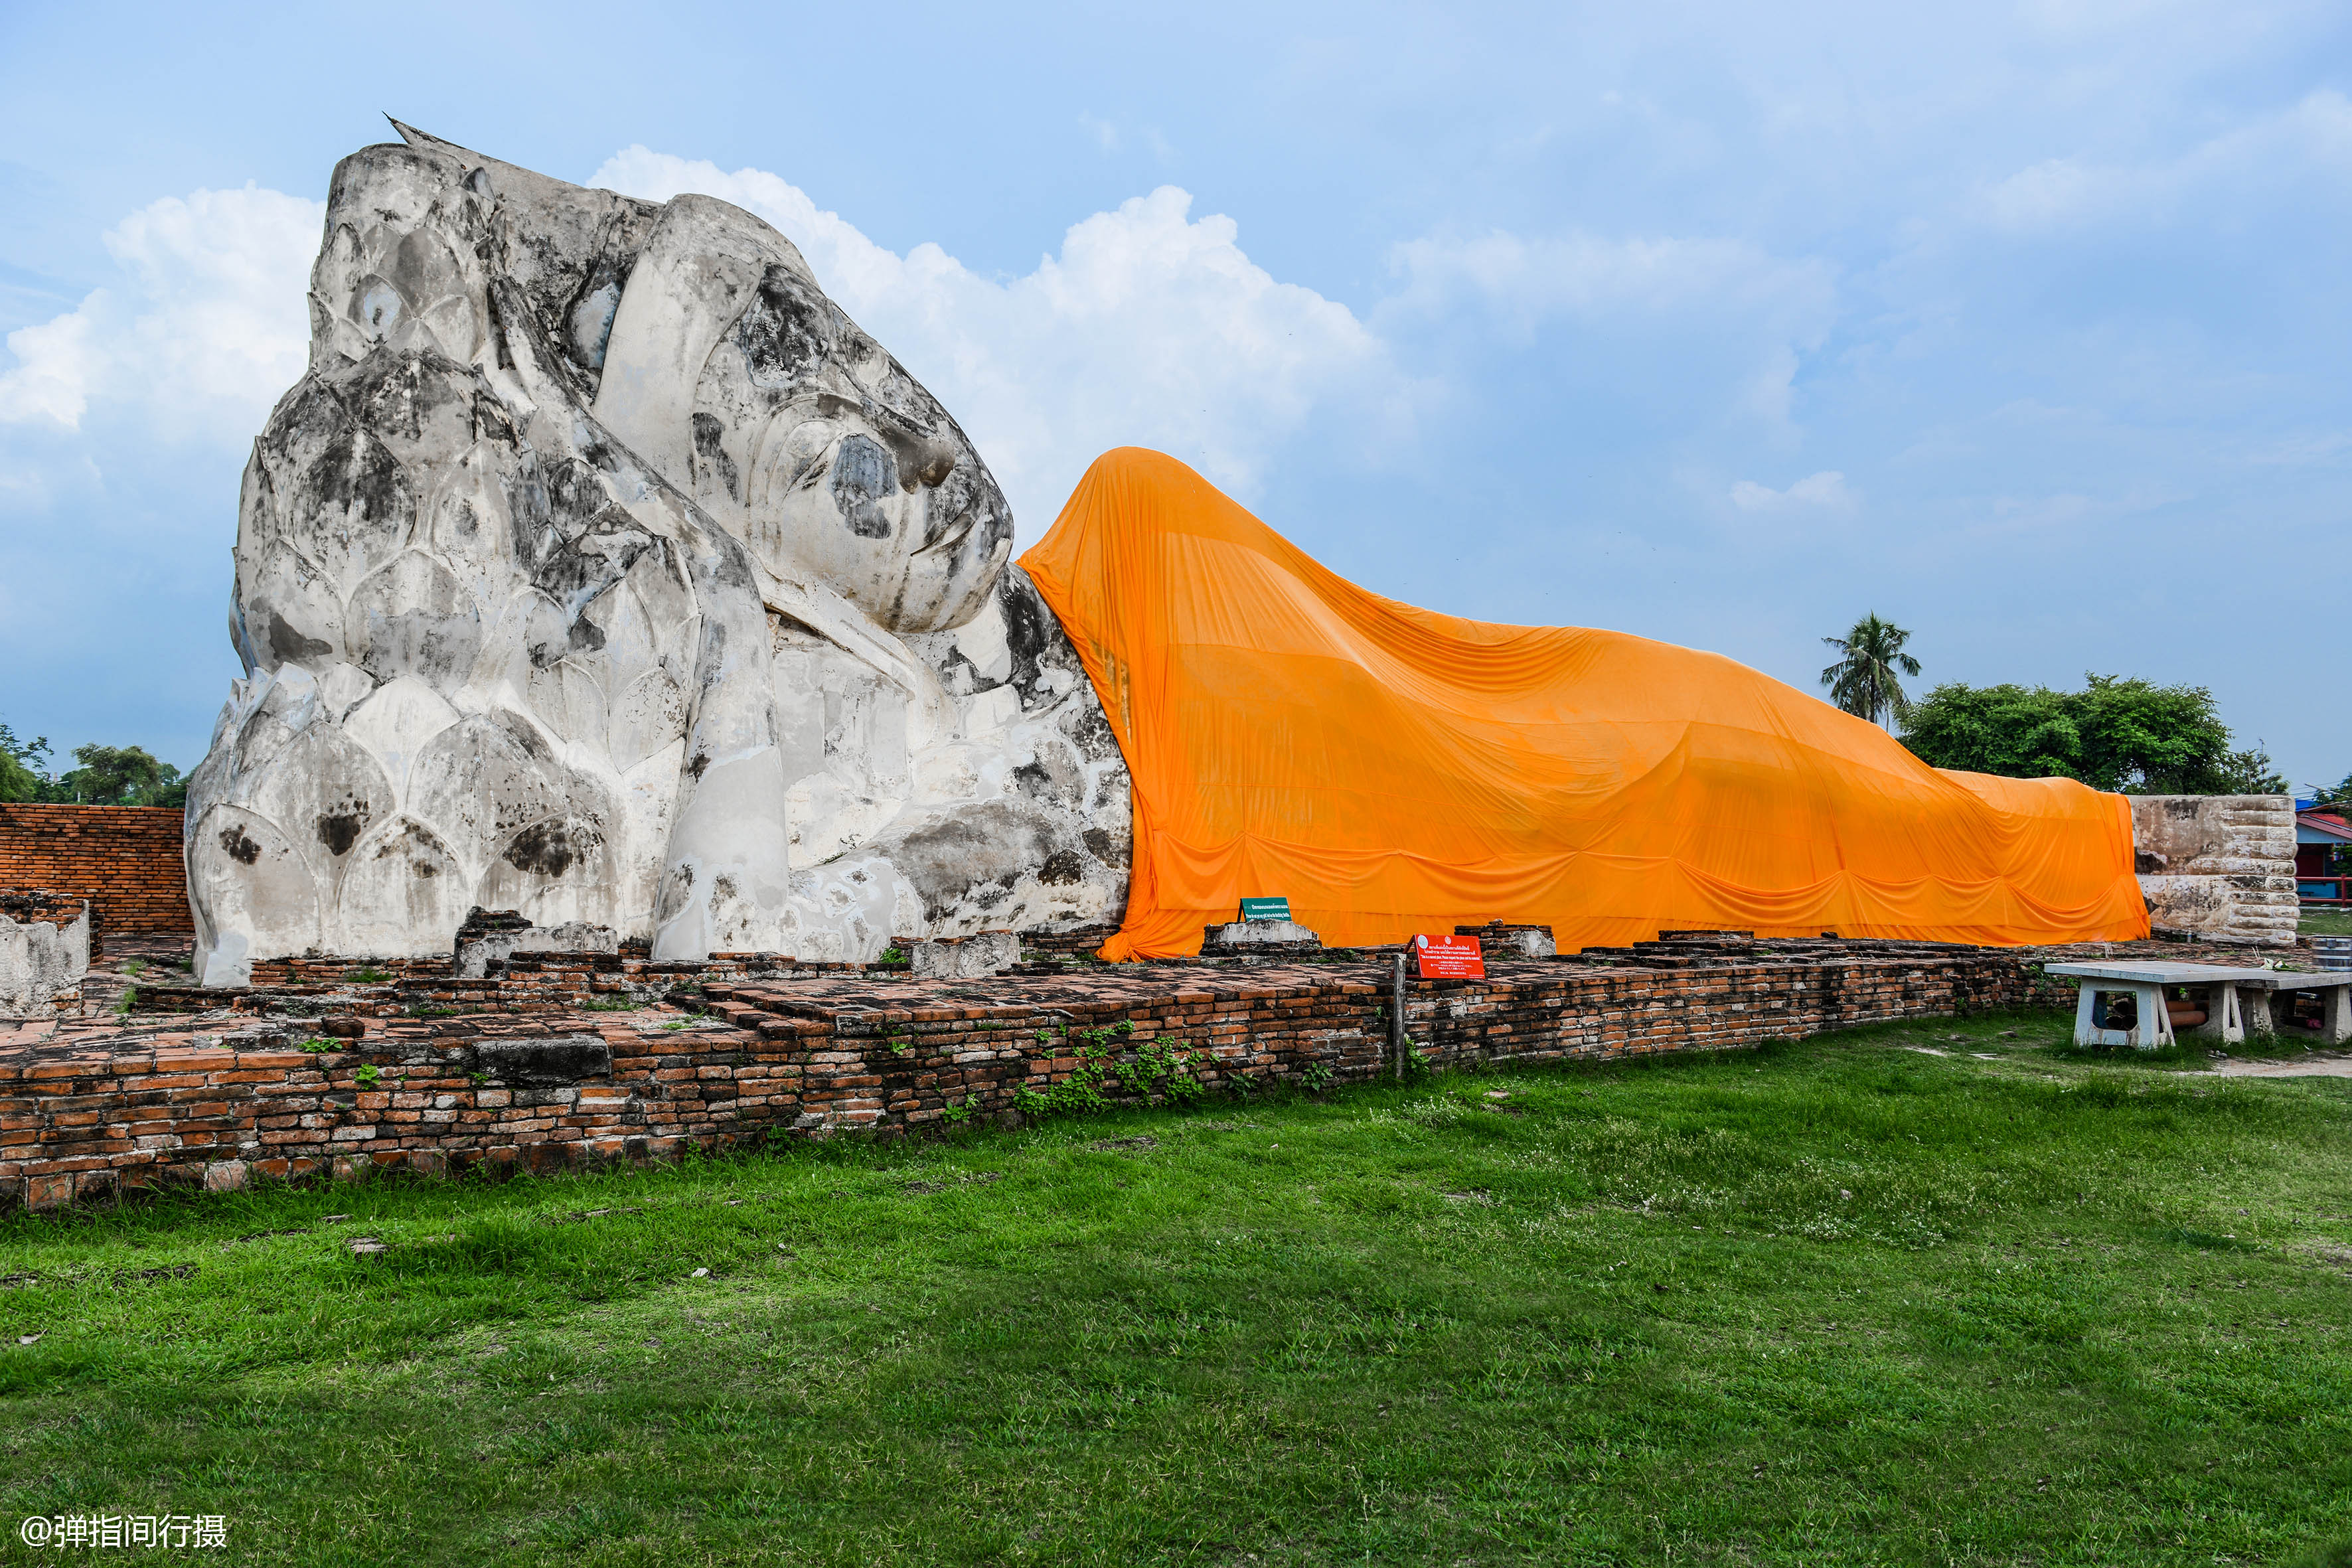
[[685, 259, 1013, 635], [303, 140, 1013, 640]]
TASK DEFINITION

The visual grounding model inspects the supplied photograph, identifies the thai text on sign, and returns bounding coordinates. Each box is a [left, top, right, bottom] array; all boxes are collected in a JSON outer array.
[[1239, 896, 1292, 922], [1414, 933, 1484, 979]]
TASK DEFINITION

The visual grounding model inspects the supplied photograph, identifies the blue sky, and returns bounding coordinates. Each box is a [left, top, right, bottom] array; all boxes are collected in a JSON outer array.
[[3, 0, 2347, 787]]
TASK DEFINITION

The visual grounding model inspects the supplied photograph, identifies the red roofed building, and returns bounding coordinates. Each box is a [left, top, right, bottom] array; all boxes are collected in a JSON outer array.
[[2298, 809, 2352, 906]]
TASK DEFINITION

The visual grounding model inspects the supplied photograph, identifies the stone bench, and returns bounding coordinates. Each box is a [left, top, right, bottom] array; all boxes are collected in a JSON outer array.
[[2045, 961, 2352, 1048], [2241, 970, 2352, 1044]]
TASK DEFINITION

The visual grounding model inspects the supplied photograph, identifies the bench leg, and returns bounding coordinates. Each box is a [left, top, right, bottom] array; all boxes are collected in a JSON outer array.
[[2130, 983, 2172, 1050], [2245, 988, 2279, 1038], [2191, 982, 2245, 1046], [2325, 987, 2351, 1047], [2072, 983, 2100, 1046]]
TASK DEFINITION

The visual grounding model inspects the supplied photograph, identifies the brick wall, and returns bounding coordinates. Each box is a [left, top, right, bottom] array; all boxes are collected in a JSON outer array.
[[2, 948, 2064, 1208], [0, 805, 191, 935]]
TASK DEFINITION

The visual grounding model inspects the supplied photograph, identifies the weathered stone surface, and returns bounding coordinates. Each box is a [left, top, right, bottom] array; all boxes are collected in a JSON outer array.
[[471, 1036, 614, 1087], [454, 913, 619, 979], [1200, 919, 1325, 959], [909, 930, 1018, 979], [187, 125, 1129, 982], [0, 895, 90, 1019], [2130, 795, 2298, 946], [1203, 919, 1323, 948], [1456, 921, 1557, 958]]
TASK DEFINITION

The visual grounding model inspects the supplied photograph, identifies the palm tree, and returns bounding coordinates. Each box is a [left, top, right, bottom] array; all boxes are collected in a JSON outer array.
[[1820, 613, 1921, 727]]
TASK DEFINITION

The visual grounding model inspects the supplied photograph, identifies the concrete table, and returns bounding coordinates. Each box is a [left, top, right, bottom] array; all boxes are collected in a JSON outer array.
[[2043, 961, 2278, 1049], [2237, 971, 2352, 1044]]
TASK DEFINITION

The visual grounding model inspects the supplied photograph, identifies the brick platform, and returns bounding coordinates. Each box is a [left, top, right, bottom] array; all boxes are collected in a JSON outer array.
[[0, 931, 2167, 1210], [0, 805, 189, 936]]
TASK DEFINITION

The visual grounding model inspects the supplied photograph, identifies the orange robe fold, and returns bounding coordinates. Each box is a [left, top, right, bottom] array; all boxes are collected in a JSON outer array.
[[1018, 448, 2149, 960]]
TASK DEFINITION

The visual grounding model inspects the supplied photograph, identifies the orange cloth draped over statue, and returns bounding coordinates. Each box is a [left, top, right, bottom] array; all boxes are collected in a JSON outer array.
[[1018, 449, 2150, 960]]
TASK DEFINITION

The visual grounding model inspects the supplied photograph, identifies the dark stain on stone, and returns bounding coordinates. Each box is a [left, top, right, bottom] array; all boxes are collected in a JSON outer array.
[[1059, 702, 1121, 762], [880, 800, 1059, 921], [266, 610, 334, 666], [494, 710, 555, 764], [736, 266, 833, 390], [697, 537, 755, 595], [688, 751, 710, 781], [1082, 827, 1129, 868], [998, 572, 1058, 691], [1011, 761, 1055, 801], [828, 435, 899, 539], [503, 819, 595, 878], [535, 514, 655, 613], [472, 1035, 611, 1088], [317, 812, 367, 856], [542, 457, 607, 536], [1038, 850, 1083, 886], [296, 423, 414, 544], [219, 826, 262, 866], [345, 347, 467, 447], [691, 412, 741, 503], [470, 389, 518, 447]]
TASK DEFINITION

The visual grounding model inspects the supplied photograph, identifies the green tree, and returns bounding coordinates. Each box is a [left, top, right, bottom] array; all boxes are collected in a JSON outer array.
[[1893, 682, 2083, 779], [56, 744, 187, 808], [1820, 613, 1921, 727], [0, 724, 54, 803], [2209, 744, 2289, 796], [2067, 674, 2237, 793], [1901, 673, 2283, 794]]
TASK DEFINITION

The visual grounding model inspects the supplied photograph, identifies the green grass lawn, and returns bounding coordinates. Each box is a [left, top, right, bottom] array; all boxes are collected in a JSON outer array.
[[4, 1010, 2351, 1567], [2300, 909, 2352, 937]]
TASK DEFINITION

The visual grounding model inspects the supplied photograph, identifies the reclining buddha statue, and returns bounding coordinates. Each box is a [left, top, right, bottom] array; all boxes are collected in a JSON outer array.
[[188, 127, 2146, 983]]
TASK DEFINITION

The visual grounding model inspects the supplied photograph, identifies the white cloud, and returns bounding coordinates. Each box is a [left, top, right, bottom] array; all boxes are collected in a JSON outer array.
[[1729, 470, 1855, 512], [1383, 229, 1837, 340], [591, 148, 1407, 533], [1975, 88, 2352, 232], [0, 184, 322, 443]]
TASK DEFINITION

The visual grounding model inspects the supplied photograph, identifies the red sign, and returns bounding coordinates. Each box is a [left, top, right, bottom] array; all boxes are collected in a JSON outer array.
[[1414, 933, 1485, 979]]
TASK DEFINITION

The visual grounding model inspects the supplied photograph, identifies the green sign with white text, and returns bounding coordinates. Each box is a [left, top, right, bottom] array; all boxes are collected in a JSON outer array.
[[1239, 896, 1292, 923]]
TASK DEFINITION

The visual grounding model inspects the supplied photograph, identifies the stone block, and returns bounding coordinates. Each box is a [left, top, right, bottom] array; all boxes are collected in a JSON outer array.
[[454, 911, 621, 979], [469, 1036, 613, 1088], [910, 931, 1020, 980], [1456, 921, 1557, 958], [1200, 920, 1324, 957], [2132, 795, 2300, 943], [0, 896, 90, 1020]]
